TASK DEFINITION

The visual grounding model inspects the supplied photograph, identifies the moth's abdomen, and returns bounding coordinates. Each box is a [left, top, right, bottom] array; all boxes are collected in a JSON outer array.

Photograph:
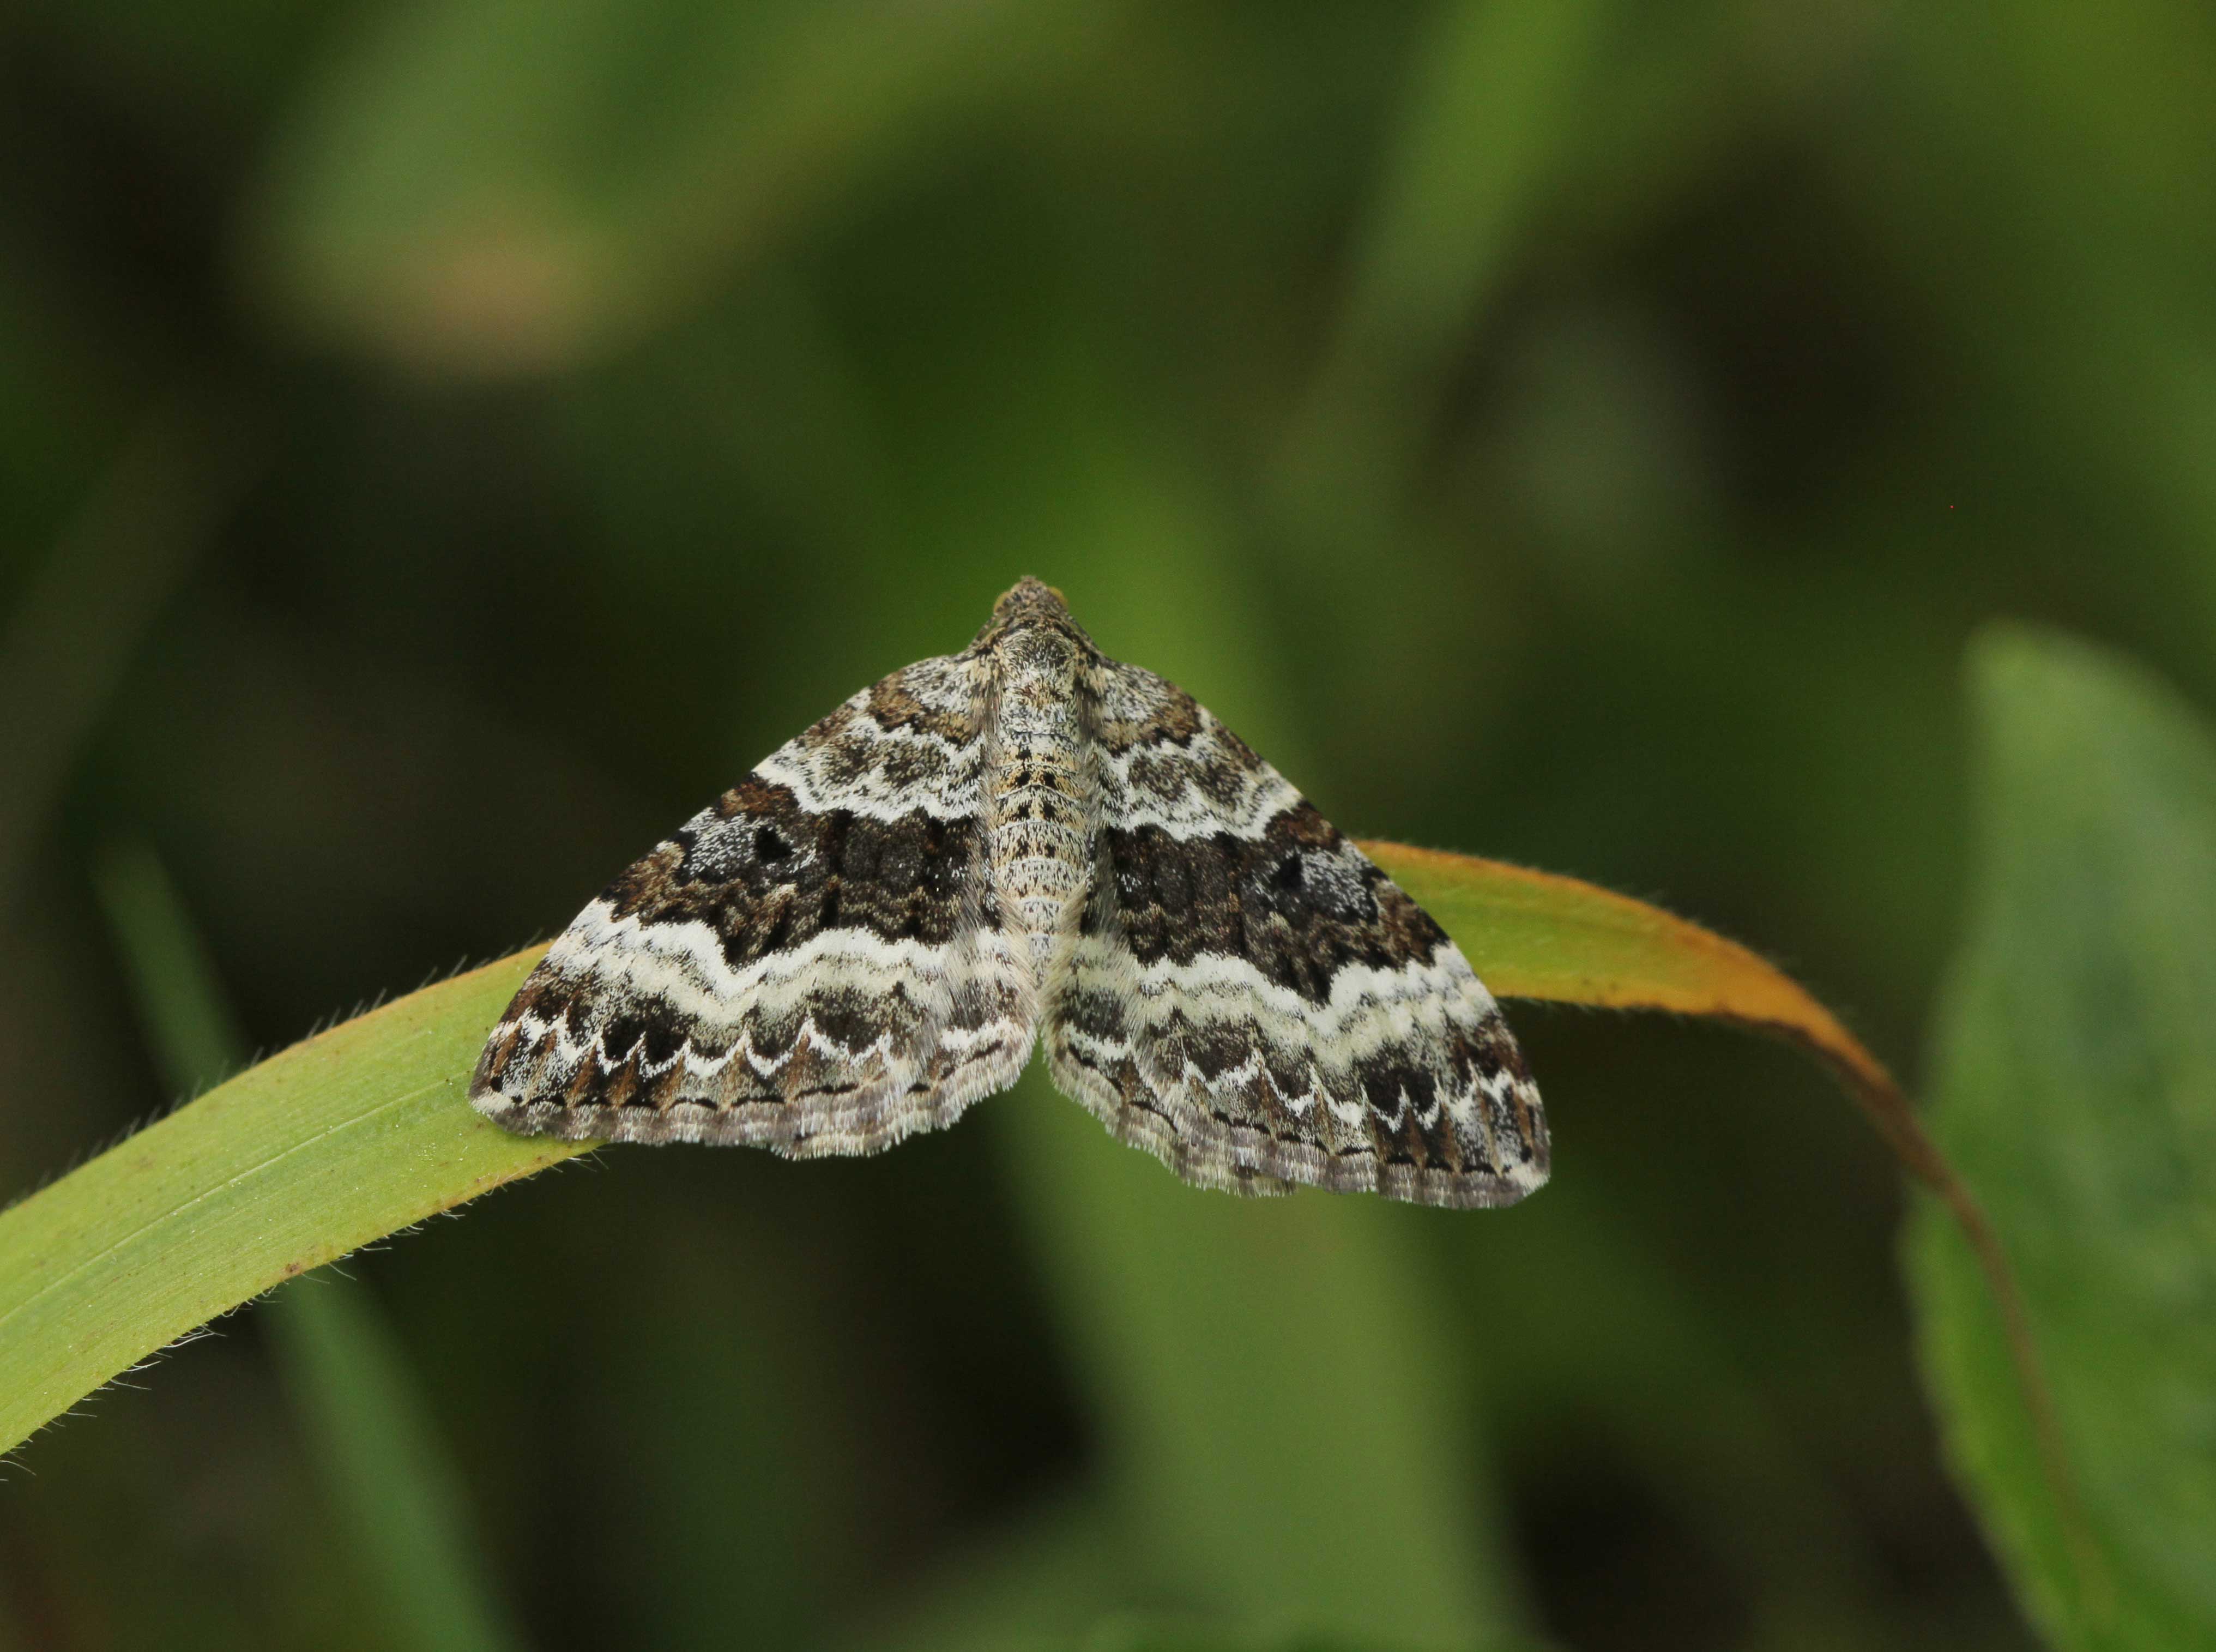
[[988, 637, 1092, 975]]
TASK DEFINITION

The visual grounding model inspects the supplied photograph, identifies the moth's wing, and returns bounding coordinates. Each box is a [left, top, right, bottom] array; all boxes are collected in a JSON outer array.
[[1044, 662, 1548, 1208], [471, 652, 1033, 1155]]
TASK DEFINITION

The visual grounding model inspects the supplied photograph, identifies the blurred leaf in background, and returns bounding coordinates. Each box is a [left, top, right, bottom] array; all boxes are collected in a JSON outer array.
[[1910, 631, 2216, 1650], [245, 0, 1118, 376]]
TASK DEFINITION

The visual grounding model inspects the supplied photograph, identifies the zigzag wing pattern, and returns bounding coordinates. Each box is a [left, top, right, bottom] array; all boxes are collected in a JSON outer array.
[[470, 653, 1034, 1156], [1042, 660, 1549, 1209]]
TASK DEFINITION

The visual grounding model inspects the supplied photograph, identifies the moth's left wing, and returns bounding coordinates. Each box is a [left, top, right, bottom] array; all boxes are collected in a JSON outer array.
[[1043, 662, 1548, 1208], [472, 652, 1032, 1155]]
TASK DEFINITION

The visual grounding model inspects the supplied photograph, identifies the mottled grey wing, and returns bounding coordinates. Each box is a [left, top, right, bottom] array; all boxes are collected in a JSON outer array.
[[1043, 662, 1548, 1208], [471, 654, 1033, 1155]]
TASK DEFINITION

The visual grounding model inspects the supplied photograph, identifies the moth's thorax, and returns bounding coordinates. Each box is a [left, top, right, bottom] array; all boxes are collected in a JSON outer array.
[[986, 624, 1091, 977]]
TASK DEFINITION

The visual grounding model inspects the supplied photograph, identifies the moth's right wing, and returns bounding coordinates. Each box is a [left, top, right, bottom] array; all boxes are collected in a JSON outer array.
[[470, 653, 1034, 1155], [1044, 661, 1547, 1208]]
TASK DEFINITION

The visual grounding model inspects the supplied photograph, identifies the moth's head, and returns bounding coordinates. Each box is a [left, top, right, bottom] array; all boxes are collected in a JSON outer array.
[[992, 576, 1069, 623], [975, 577, 1094, 653]]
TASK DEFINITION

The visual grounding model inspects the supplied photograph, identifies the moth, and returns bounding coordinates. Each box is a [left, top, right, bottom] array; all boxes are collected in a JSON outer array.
[[472, 578, 1547, 1208]]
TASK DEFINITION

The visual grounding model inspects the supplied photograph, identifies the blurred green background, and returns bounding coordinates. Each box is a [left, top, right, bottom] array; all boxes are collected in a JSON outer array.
[[6, 2, 2215, 1648]]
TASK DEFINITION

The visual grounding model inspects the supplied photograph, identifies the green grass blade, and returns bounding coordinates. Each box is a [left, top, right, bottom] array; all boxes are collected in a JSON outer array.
[[91, 841, 256, 1092], [0, 943, 573, 1455], [261, 1282, 528, 1652], [89, 840, 530, 1652], [1906, 626, 2216, 1648]]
